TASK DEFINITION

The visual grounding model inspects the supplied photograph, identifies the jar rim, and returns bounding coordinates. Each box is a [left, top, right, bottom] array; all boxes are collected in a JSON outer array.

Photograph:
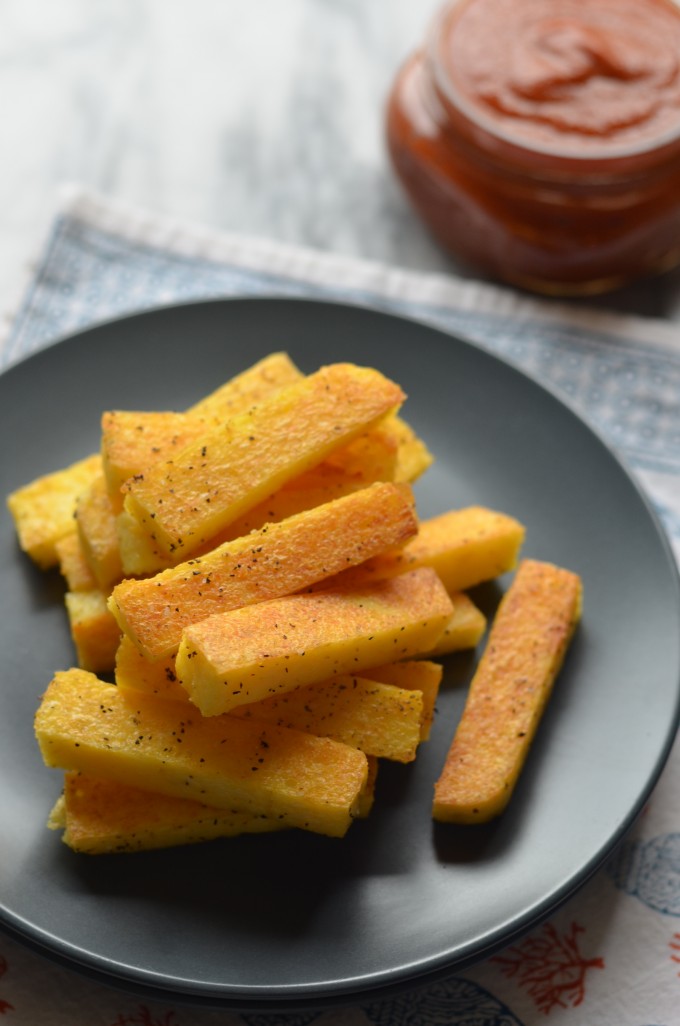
[[426, 0, 680, 170]]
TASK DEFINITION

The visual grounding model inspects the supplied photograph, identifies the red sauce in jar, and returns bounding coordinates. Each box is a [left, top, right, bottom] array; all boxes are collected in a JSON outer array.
[[386, 0, 680, 294]]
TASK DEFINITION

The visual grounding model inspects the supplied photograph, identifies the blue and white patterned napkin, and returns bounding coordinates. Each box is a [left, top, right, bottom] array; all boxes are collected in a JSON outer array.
[[1, 185, 679, 1026]]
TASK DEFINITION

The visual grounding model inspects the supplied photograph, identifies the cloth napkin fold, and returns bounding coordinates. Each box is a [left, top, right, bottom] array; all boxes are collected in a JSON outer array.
[[1, 186, 679, 1026]]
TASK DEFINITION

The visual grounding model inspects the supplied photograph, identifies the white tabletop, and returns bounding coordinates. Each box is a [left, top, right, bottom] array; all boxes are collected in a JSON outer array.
[[3, 0, 680, 323]]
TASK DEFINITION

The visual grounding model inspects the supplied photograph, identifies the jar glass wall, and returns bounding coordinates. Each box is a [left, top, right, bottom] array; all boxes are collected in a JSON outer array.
[[386, 0, 680, 295]]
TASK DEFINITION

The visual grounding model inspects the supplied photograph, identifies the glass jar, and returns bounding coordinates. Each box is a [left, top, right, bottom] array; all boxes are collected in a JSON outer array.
[[386, 0, 680, 295]]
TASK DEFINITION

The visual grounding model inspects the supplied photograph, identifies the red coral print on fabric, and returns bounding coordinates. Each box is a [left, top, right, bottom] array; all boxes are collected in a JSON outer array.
[[109, 1006, 180, 1026], [492, 921, 604, 1014], [0, 954, 14, 1015], [670, 931, 680, 975]]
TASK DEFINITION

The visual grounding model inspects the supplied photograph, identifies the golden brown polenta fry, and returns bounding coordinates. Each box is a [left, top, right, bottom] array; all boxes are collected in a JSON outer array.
[[433, 559, 582, 824], [122, 363, 405, 560], [7, 453, 102, 569], [49, 754, 379, 854], [49, 772, 287, 854], [176, 567, 454, 717], [109, 481, 417, 661], [35, 669, 368, 838], [64, 591, 122, 674], [316, 506, 525, 594]]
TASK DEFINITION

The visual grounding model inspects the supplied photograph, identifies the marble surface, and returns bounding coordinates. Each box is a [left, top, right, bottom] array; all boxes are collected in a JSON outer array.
[[3, 0, 680, 326]]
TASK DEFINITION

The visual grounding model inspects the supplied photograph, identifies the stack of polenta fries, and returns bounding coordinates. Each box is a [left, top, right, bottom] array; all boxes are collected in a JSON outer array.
[[8, 352, 579, 854]]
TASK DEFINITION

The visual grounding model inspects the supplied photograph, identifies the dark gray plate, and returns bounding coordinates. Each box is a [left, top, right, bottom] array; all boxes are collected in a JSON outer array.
[[1, 298, 679, 1011]]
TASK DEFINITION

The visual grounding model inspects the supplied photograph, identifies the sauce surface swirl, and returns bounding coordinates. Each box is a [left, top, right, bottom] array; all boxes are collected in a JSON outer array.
[[440, 0, 680, 153]]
